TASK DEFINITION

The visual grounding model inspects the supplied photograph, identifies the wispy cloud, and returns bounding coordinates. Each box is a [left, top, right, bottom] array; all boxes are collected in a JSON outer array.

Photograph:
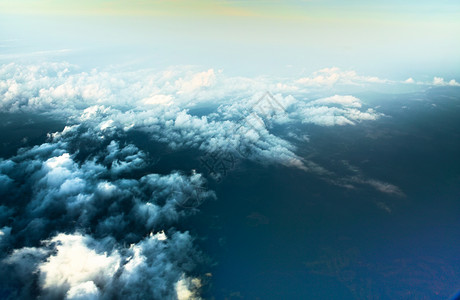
[[0, 49, 73, 61]]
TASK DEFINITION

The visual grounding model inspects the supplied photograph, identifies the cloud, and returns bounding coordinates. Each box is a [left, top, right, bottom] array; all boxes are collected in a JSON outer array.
[[432, 77, 460, 87], [0, 63, 392, 115], [401, 76, 460, 86], [176, 69, 216, 94], [363, 179, 405, 197], [404, 77, 415, 84], [308, 95, 362, 108], [66, 281, 100, 300], [142, 94, 174, 106], [290, 95, 381, 127], [296, 67, 389, 86], [176, 275, 202, 300], [0, 62, 387, 175], [335, 161, 405, 212], [5, 231, 203, 299], [0, 49, 73, 60], [0, 121, 215, 298], [38, 234, 120, 298]]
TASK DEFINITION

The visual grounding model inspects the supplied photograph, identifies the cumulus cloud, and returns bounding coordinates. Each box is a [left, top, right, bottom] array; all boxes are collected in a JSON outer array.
[[308, 95, 362, 108], [5, 231, 202, 300], [175, 275, 202, 300], [404, 77, 415, 84], [0, 62, 387, 178], [400, 76, 460, 87], [0, 63, 308, 169], [142, 94, 174, 106], [38, 234, 120, 298], [432, 77, 460, 87], [176, 69, 216, 94], [0, 120, 214, 299], [296, 67, 389, 86], [0, 63, 392, 115], [289, 95, 381, 127], [66, 281, 100, 300]]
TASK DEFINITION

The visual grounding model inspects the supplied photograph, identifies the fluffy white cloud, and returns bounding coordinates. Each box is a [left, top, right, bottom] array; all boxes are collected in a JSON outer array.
[[142, 94, 174, 106], [404, 77, 415, 84], [400, 76, 460, 86], [39, 234, 121, 296], [0, 63, 393, 115], [176, 69, 216, 94], [289, 95, 381, 127], [5, 231, 202, 299], [66, 281, 100, 300], [176, 275, 202, 300], [308, 95, 362, 108], [0, 63, 313, 170], [432, 77, 460, 87], [296, 67, 389, 86]]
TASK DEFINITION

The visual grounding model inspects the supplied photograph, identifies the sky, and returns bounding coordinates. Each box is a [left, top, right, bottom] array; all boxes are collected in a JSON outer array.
[[1, 0, 459, 78]]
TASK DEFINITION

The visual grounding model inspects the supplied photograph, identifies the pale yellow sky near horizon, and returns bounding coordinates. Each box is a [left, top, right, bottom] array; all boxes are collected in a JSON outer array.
[[1, 0, 459, 21]]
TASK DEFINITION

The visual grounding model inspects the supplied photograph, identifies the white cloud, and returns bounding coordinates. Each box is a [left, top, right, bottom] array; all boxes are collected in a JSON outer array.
[[176, 69, 216, 94], [296, 67, 389, 86], [5, 231, 203, 299], [39, 234, 121, 295], [0, 63, 394, 116], [176, 275, 202, 300], [432, 77, 460, 87], [142, 94, 174, 106], [308, 95, 362, 108], [65, 281, 100, 300], [289, 95, 381, 127], [404, 77, 415, 84]]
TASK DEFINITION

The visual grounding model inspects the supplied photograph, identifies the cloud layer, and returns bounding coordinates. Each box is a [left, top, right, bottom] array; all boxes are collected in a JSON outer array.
[[0, 62, 421, 298], [0, 121, 213, 299]]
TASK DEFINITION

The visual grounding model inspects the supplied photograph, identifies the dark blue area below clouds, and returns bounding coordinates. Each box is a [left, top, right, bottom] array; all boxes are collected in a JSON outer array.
[[188, 89, 460, 299]]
